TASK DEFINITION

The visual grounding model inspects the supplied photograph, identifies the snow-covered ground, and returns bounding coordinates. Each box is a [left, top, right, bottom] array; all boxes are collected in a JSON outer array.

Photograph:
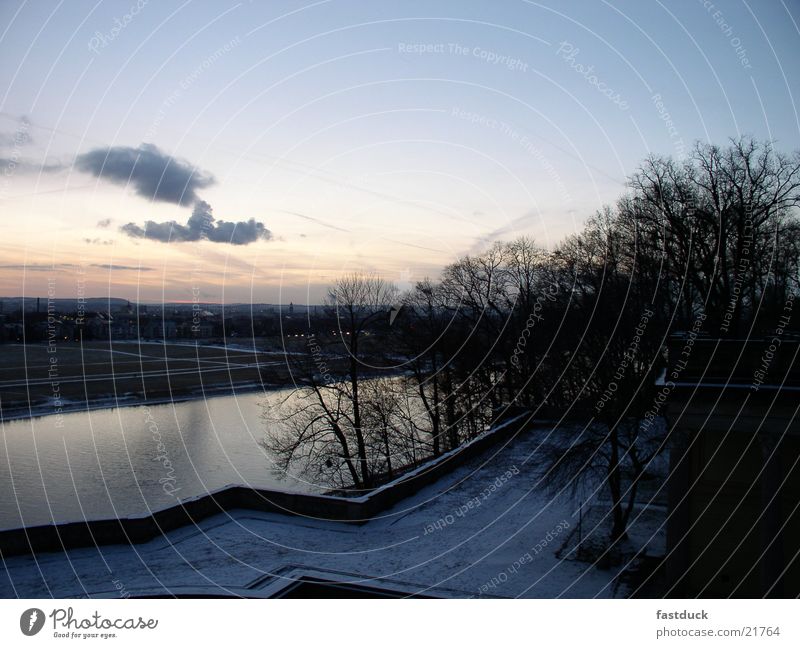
[[0, 428, 665, 598]]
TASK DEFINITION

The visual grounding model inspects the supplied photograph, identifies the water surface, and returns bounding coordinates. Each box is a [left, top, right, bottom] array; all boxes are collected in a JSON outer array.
[[0, 390, 311, 529]]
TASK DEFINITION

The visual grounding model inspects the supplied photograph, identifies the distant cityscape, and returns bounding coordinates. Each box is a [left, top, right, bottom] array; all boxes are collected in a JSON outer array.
[[0, 297, 321, 343]]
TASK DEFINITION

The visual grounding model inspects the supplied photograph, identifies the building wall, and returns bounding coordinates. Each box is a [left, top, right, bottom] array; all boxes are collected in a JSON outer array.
[[666, 390, 799, 597]]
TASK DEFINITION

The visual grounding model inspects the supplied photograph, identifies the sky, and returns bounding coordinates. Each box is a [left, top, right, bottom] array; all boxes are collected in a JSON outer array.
[[0, 0, 798, 304]]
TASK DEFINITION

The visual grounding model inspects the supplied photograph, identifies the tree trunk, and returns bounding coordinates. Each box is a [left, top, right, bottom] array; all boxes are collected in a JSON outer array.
[[607, 425, 628, 544], [349, 329, 371, 488]]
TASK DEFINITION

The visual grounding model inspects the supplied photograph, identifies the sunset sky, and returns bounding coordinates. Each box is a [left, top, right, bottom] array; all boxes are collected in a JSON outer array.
[[1, 0, 798, 304]]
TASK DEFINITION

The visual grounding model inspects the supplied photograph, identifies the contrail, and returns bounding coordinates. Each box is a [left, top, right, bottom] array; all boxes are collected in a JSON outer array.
[[275, 209, 351, 232]]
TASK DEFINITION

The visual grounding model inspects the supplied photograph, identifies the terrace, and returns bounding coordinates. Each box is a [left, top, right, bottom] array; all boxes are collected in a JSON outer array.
[[0, 414, 665, 598]]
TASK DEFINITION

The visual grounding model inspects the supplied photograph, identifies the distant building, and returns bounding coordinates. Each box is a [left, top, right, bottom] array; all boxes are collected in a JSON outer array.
[[110, 315, 138, 339], [86, 312, 113, 339], [191, 322, 214, 338], [143, 319, 177, 339]]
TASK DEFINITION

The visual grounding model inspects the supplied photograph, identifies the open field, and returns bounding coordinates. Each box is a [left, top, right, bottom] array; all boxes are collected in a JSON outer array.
[[0, 341, 302, 418]]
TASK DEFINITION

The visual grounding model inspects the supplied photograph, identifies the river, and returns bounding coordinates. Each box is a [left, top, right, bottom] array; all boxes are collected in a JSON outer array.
[[0, 390, 314, 530]]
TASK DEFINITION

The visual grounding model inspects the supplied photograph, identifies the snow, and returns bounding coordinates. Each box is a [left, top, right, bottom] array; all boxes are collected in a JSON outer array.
[[0, 425, 665, 598]]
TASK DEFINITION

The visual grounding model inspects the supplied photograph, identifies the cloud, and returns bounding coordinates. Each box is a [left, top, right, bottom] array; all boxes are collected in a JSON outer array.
[[90, 263, 152, 271], [0, 263, 74, 271], [0, 130, 32, 148], [121, 200, 272, 246], [75, 143, 214, 206], [277, 209, 350, 232], [4, 139, 272, 246], [0, 116, 32, 148], [0, 157, 64, 173], [468, 210, 540, 253]]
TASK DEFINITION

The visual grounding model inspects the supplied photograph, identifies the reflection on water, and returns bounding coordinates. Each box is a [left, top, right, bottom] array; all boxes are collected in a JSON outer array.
[[0, 390, 314, 529]]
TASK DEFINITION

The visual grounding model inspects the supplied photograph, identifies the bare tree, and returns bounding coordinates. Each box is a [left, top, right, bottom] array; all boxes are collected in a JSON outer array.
[[264, 139, 800, 539], [394, 279, 448, 455], [629, 137, 800, 333], [263, 273, 397, 490]]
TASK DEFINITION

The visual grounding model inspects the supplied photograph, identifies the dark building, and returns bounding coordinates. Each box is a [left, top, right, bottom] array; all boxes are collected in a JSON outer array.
[[664, 337, 799, 597]]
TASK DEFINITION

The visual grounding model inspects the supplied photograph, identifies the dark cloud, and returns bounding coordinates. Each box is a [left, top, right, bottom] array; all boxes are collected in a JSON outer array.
[[96, 218, 112, 228], [75, 143, 214, 206], [90, 263, 152, 271], [120, 200, 272, 246], [83, 238, 114, 245]]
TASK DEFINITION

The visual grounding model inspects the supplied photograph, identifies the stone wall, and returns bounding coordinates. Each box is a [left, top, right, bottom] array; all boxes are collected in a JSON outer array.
[[0, 411, 533, 557]]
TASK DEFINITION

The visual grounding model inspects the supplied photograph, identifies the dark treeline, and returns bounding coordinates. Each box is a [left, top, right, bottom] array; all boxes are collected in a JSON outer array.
[[264, 138, 800, 542]]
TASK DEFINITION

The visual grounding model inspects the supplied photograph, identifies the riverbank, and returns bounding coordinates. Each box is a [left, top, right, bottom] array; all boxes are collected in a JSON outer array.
[[0, 340, 358, 422], [0, 339, 406, 422], [0, 379, 284, 423], [0, 340, 291, 416]]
